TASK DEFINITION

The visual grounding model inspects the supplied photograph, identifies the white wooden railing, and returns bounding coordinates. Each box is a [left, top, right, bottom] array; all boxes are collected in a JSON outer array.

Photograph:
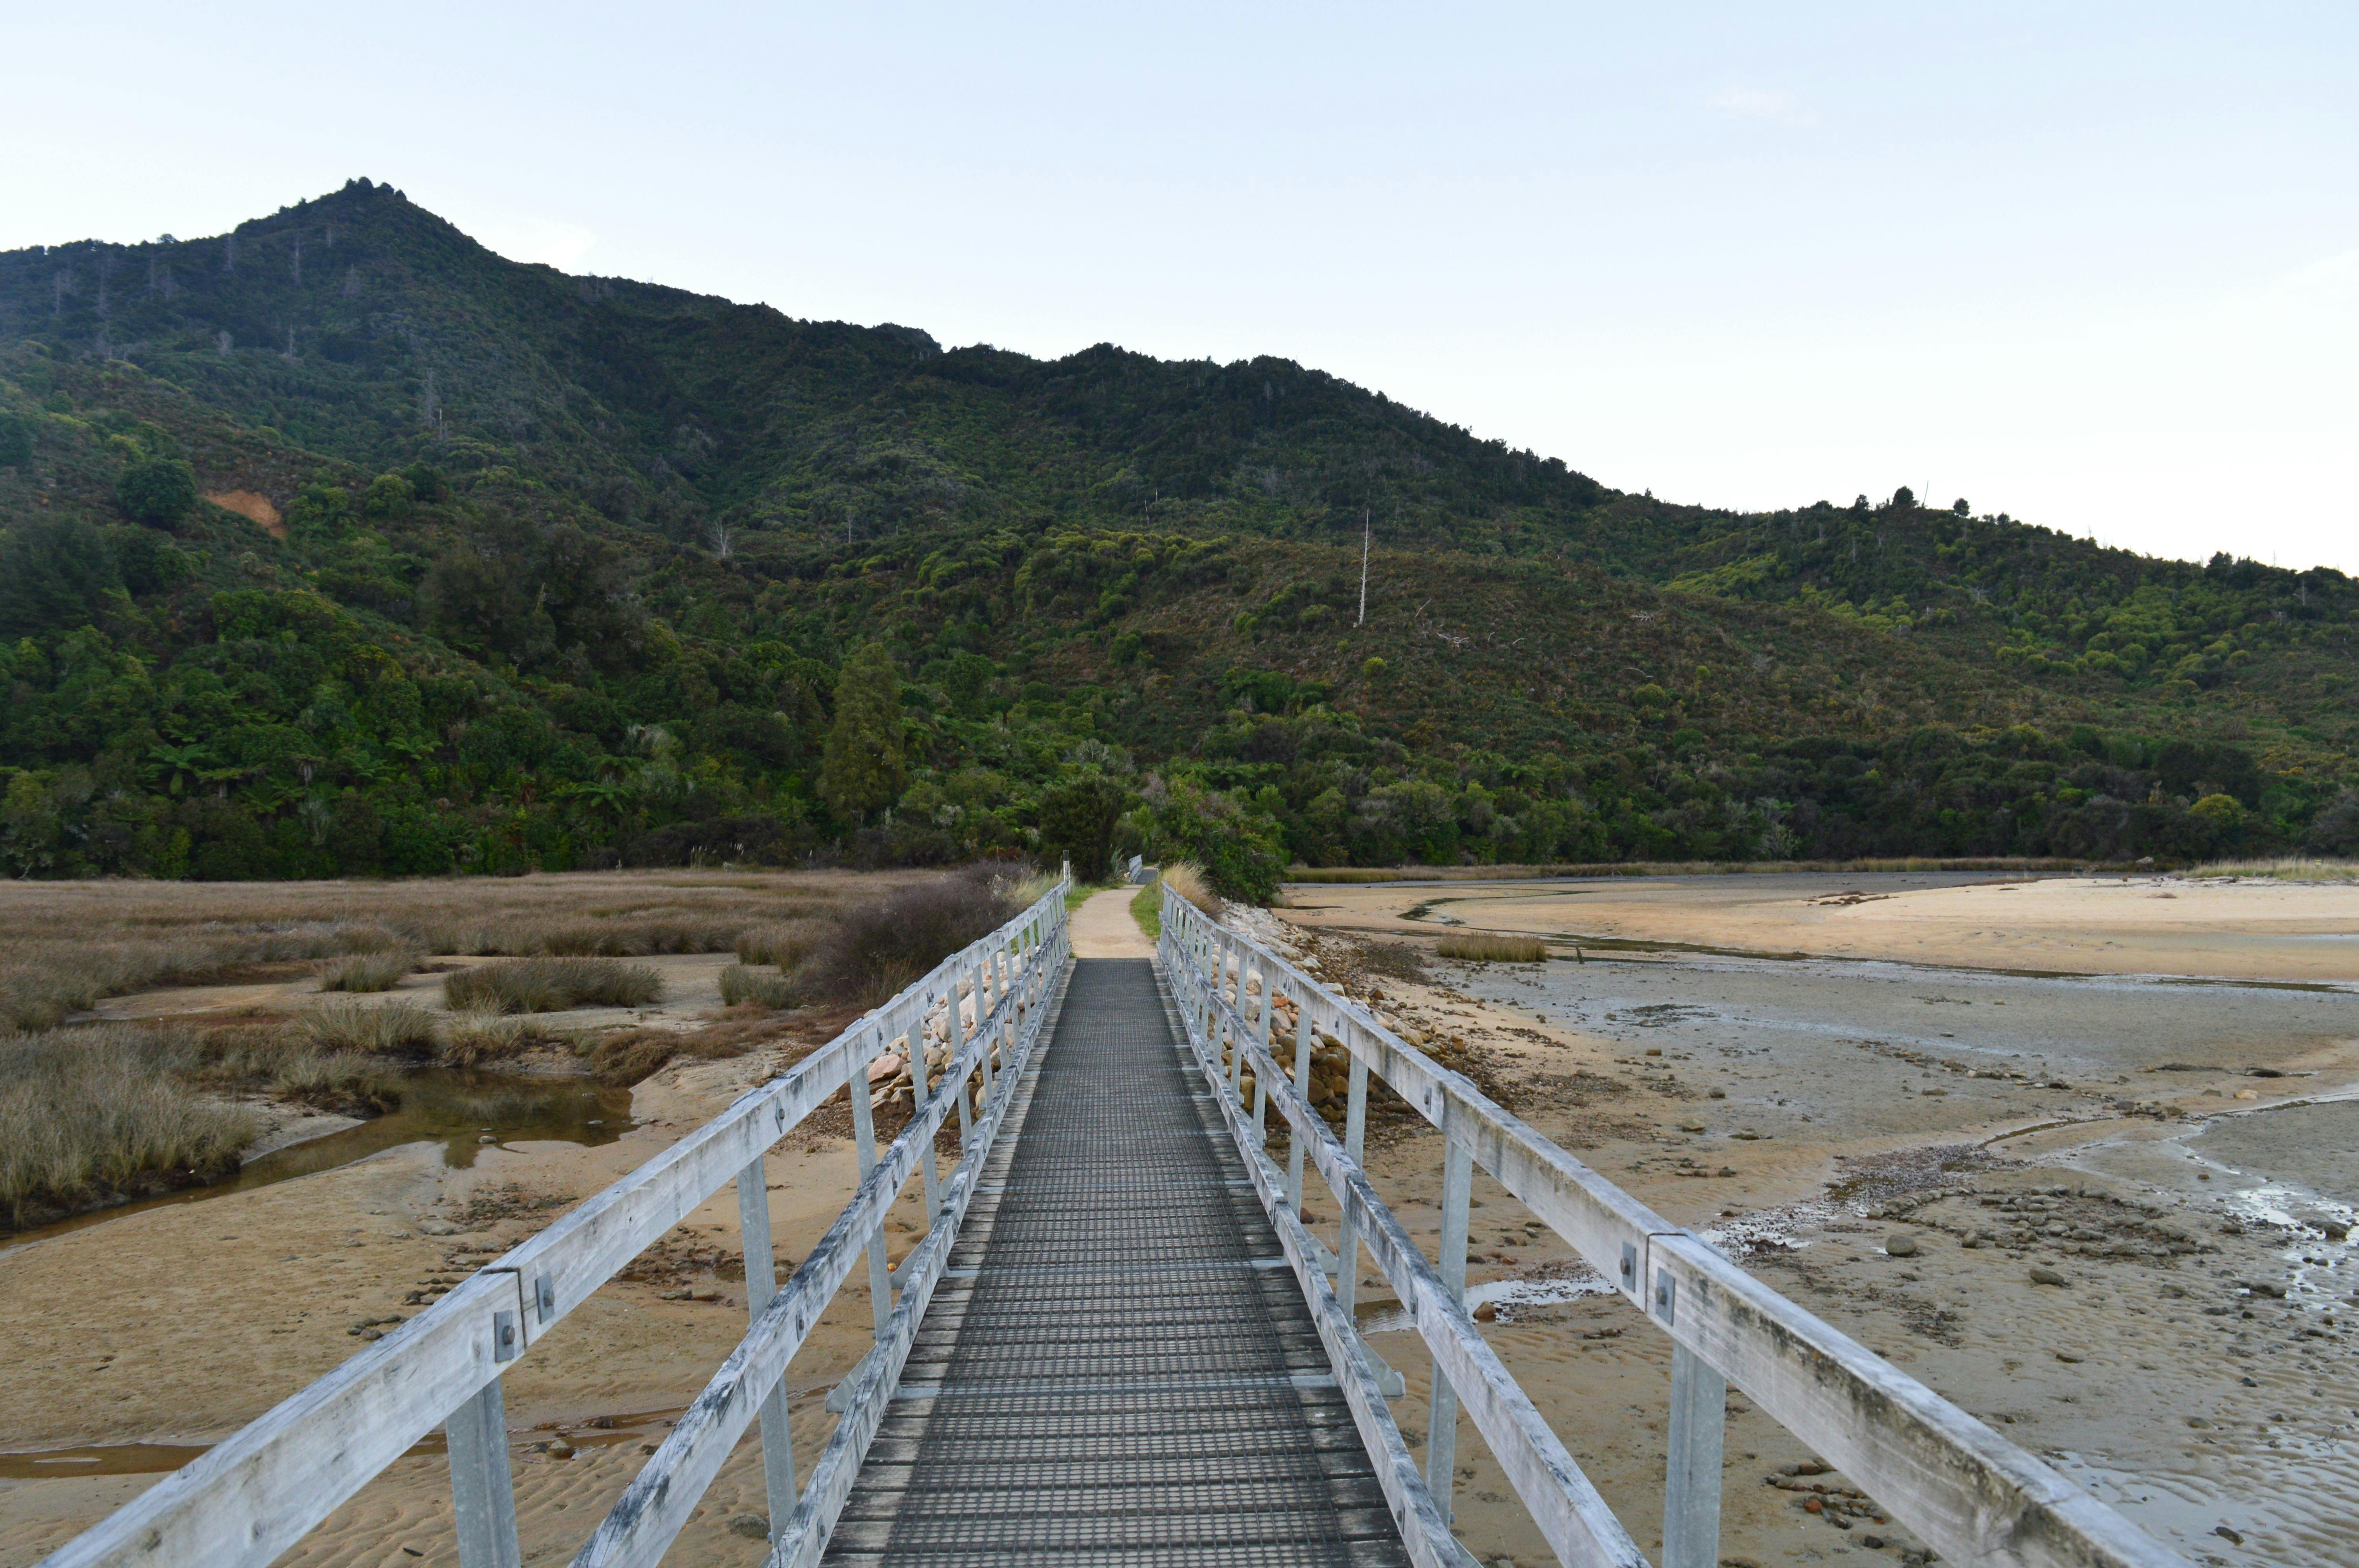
[[1158, 888, 2186, 1568], [40, 881, 1071, 1568]]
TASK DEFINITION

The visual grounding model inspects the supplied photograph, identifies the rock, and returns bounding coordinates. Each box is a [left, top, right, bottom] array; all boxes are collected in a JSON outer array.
[[1707, 1088, 1726, 1100], [728, 1514, 771, 1541], [2321, 1220, 2351, 1241], [2054, 1350, 2083, 1363], [418, 1220, 459, 1236], [1861, 1536, 1885, 1550], [359, 1328, 384, 1341], [477, 1134, 496, 1144], [1680, 1121, 1708, 1133], [547, 1441, 576, 1459], [2029, 1266, 2068, 1286], [1716, 1166, 1737, 1178], [1473, 1302, 1499, 1322], [2214, 1526, 2245, 1545], [2243, 1280, 2286, 1299], [1885, 1235, 1918, 1258]]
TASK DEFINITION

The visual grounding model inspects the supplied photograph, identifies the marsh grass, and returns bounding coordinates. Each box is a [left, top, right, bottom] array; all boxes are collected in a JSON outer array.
[[0, 1025, 259, 1225], [442, 958, 664, 1014], [441, 1014, 573, 1068], [1436, 932, 1550, 962], [1159, 862, 1221, 916], [272, 1050, 405, 1112], [0, 869, 902, 1034], [317, 952, 419, 993], [2187, 857, 2359, 882], [720, 964, 799, 1009], [303, 1000, 445, 1056], [734, 918, 828, 969]]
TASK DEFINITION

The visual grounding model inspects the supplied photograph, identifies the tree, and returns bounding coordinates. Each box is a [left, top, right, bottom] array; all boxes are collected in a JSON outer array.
[[0, 516, 120, 636], [1891, 486, 1916, 510], [117, 457, 197, 526], [1951, 497, 1970, 516], [0, 411, 31, 468], [1037, 775, 1131, 878], [818, 643, 906, 822]]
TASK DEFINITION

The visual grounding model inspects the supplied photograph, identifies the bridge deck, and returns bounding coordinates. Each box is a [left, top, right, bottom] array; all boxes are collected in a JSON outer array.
[[823, 956, 1411, 1567]]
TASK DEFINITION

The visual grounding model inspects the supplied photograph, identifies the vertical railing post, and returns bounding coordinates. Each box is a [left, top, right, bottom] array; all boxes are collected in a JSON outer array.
[[1231, 958, 1250, 1093], [1252, 978, 1276, 1142], [1336, 1024, 1368, 1318], [846, 1022, 892, 1338], [909, 997, 943, 1230], [1663, 1344, 1728, 1568], [447, 1375, 520, 1568], [1427, 1100, 1472, 1522], [1285, 993, 1314, 1214], [736, 1154, 798, 1537]]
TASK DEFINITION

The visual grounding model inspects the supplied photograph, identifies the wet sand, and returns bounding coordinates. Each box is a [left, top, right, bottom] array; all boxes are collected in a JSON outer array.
[[1252, 878, 2359, 1566]]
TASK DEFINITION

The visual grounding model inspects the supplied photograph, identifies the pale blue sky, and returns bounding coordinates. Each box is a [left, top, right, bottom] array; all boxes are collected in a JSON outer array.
[[8, 4, 2354, 569]]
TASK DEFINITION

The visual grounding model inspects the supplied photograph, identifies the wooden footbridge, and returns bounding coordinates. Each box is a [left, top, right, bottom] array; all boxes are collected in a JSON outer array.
[[43, 882, 2185, 1568]]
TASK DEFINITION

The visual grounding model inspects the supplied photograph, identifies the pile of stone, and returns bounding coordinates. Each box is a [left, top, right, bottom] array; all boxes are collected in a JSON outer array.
[[864, 980, 1016, 1110]]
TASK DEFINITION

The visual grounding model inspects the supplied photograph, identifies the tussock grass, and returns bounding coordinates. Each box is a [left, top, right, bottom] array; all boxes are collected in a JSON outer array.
[[317, 952, 419, 993], [1435, 932, 1550, 963], [303, 1000, 444, 1056], [440, 1014, 573, 1068], [734, 919, 828, 969], [272, 1050, 404, 1112], [0, 1025, 259, 1225], [2186, 857, 2359, 883], [1159, 862, 1222, 916], [443, 958, 664, 1014], [720, 964, 799, 1009]]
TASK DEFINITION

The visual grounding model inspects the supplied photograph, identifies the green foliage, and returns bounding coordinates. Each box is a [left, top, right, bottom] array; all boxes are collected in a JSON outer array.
[[1036, 774, 1132, 879], [0, 410, 31, 468], [819, 643, 907, 822], [116, 457, 197, 526], [0, 184, 2346, 889]]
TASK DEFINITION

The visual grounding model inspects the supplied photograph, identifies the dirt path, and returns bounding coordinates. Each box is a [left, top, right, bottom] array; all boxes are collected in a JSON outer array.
[[1069, 886, 1154, 958]]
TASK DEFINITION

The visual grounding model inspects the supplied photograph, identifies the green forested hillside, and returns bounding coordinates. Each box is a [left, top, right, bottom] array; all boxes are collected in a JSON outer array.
[[1, 179, 2353, 896]]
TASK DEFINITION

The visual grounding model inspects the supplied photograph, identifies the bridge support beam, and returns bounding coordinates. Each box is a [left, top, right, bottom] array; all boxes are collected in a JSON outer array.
[[1426, 1125, 1473, 1522]]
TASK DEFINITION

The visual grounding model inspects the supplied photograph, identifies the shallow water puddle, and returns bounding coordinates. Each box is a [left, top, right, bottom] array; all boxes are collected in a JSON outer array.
[[2, 1071, 634, 1251]]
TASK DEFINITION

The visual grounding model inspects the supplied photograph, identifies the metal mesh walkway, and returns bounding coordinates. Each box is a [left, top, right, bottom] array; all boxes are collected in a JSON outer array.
[[823, 957, 1410, 1567]]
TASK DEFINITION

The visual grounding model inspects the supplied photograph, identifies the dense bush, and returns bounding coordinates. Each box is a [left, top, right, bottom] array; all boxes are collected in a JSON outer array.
[[792, 864, 1020, 1004], [116, 457, 197, 526]]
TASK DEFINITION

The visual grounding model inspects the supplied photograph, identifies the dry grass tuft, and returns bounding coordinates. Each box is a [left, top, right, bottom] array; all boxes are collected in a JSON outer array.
[[1159, 862, 1222, 916], [440, 1014, 574, 1069], [317, 952, 419, 993], [1436, 932, 1550, 963], [0, 1025, 260, 1225], [2187, 857, 2359, 883], [734, 918, 828, 969], [720, 964, 800, 1009], [442, 958, 663, 1014], [302, 1000, 444, 1056], [271, 1050, 405, 1112]]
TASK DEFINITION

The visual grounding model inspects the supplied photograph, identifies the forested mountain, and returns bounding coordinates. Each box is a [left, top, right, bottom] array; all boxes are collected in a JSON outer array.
[[1, 178, 2353, 896]]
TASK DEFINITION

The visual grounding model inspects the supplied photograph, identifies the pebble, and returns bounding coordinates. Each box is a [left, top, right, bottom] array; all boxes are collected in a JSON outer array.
[[1679, 1121, 1708, 1133], [2054, 1350, 2083, 1363], [1885, 1235, 1918, 1258], [2029, 1266, 2069, 1286]]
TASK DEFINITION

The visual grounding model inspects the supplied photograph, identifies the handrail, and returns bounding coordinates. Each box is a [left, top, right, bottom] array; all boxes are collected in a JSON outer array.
[[1158, 889, 2185, 1568], [41, 879, 1072, 1568]]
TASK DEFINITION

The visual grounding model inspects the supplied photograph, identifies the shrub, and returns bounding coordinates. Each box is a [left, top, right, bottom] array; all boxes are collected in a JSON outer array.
[[1436, 933, 1548, 963], [443, 958, 663, 1014], [0, 1025, 258, 1225], [719, 964, 799, 1008], [303, 1000, 443, 1056], [317, 952, 418, 993], [793, 865, 1015, 1005], [1160, 861, 1221, 916], [117, 457, 198, 526]]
